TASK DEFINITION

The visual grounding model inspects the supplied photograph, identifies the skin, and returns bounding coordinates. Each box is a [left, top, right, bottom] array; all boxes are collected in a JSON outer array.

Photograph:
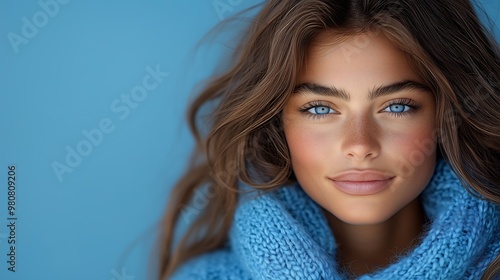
[[282, 32, 437, 276]]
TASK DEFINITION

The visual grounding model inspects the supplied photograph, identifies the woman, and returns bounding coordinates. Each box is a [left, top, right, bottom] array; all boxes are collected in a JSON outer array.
[[158, 0, 500, 279]]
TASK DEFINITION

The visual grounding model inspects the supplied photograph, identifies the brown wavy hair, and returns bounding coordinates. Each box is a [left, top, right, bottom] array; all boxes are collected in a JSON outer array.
[[156, 0, 500, 279]]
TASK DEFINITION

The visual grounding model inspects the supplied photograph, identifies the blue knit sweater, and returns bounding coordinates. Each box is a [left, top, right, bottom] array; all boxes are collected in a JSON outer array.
[[170, 160, 500, 279]]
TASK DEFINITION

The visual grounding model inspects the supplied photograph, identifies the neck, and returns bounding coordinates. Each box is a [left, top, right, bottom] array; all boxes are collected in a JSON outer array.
[[325, 197, 427, 277]]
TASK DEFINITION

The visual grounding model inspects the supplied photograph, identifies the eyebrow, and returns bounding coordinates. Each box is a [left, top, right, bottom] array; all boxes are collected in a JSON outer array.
[[293, 80, 432, 101]]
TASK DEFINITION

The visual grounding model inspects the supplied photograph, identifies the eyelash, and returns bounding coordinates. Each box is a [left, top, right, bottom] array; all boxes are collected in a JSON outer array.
[[298, 99, 421, 119], [385, 99, 421, 118], [299, 101, 338, 120]]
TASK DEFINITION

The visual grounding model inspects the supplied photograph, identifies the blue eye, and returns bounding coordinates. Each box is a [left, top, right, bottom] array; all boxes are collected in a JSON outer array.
[[383, 104, 411, 113], [307, 106, 335, 115]]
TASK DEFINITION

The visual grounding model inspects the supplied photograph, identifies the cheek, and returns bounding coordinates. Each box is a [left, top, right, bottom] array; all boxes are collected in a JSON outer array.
[[284, 124, 332, 172], [389, 122, 437, 177]]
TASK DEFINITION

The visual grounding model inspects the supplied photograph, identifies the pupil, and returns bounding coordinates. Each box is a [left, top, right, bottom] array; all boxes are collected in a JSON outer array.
[[392, 105, 404, 112], [316, 107, 328, 114]]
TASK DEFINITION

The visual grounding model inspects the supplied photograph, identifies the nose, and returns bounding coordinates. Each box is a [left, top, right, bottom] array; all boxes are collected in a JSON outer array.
[[340, 115, 381, 161]]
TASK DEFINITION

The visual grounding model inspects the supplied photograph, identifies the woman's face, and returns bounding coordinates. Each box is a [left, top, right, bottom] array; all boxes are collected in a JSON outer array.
[[282, 32, 437, 225]]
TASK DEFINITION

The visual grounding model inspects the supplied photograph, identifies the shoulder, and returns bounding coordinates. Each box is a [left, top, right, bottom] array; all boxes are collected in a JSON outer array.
[[169, 247, 251, 280], [466, 228, 500, 279]]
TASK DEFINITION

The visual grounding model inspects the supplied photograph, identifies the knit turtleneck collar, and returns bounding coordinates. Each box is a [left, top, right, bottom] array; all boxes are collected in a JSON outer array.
[[170, 160, 500, 279], [228, 160, 500, 279]]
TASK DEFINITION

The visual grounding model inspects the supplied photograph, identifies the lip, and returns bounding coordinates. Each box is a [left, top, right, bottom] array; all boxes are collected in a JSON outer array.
[[328, 170, 395, 196]]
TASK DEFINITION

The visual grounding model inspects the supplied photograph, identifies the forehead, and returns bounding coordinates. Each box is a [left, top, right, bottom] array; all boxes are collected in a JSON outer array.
[[299, 31, 420, 87]]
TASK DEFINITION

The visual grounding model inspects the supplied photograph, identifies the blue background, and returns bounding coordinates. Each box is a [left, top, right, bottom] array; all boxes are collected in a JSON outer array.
[[0, 1, 498, 279]]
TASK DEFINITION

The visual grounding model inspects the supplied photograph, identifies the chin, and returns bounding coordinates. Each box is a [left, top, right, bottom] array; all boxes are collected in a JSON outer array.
[[329, 205, 398, 226]]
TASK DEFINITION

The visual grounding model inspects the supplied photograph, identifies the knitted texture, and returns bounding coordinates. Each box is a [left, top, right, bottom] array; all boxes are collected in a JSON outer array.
[[170, 160, 500, 279]]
